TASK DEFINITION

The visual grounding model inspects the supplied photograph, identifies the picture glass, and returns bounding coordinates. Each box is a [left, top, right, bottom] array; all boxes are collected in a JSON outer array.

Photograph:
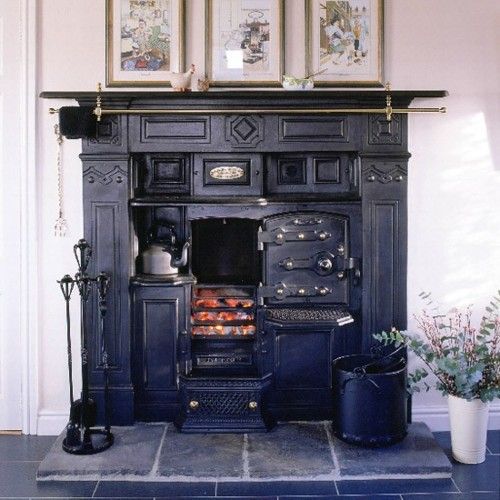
[[208, 0, 282, 85], [107, 0, 183, 86], [308, 0, 383, 86]]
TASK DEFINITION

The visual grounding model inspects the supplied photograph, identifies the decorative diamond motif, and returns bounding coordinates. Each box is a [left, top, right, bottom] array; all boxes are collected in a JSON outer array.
[[364, 164, 407, 184], [83, 165, 127, 185], [234, 118, 255, 141], [226, 115, 264, 147]]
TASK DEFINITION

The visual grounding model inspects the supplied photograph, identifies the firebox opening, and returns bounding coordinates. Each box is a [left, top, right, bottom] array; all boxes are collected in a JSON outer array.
[[191, 218, 260, 285]]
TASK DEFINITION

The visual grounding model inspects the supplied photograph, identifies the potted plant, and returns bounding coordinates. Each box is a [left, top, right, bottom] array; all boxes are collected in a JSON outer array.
[[374, 292, 500, 464]]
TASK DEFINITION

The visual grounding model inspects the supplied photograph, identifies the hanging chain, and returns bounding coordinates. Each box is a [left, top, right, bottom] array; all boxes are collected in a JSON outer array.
[[54, 123, 67, 237]]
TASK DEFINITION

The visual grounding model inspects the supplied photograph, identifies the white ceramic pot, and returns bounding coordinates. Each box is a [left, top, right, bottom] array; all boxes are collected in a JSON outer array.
[[448, 394, 489, 464], [282, 76, 314, 91]]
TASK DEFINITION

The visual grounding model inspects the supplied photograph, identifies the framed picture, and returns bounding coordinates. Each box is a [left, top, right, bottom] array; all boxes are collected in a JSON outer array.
[[306, 0, 383, 87], [106, 0, 184, 87], [206, 0, 284, 87]]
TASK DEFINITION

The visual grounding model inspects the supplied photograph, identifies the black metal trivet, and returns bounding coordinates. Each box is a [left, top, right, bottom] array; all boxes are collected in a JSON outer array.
[[57, 239, 114, 455], [266, 307, 354, 325]]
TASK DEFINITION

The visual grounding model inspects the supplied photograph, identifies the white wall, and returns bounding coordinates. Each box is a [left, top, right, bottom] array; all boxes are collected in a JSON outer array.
[[35, 0, 500, 434]]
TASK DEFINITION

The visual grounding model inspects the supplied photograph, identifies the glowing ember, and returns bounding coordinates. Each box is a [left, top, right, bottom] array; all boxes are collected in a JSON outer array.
[[192, 287, 256, 338], [193, 298, 254, 309], [191, 325, 256, 337], [192, 311, 254, 322]]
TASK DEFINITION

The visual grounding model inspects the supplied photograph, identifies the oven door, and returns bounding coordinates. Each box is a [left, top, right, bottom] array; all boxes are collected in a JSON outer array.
[[258, 212, 358, 305]]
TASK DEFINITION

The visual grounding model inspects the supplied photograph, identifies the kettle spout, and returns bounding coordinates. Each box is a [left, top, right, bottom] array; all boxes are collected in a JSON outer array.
[[172, 241, 190, 268]]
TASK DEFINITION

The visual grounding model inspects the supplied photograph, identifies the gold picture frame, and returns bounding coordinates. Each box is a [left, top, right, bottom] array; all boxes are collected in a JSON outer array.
[[106, 0, 185, 87], [306, 0, 384, 87], [205, 0, 284, 87]]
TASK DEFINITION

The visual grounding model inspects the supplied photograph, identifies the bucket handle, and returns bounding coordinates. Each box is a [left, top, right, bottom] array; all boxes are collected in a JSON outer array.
[[340, 368, 381, 395], [362, 344, 406, 372]]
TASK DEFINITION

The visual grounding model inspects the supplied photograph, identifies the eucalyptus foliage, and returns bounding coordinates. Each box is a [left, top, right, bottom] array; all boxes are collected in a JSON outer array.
[[374, 292, 500, 403]]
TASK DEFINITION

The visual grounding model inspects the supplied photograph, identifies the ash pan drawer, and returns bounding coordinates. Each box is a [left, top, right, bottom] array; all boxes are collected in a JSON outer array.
[[175, 375, 274, 432], [193, 153, 263, 196], [267, 153, 357, 195]]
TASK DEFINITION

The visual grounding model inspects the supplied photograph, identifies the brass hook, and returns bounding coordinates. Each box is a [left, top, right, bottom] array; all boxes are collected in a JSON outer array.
[[385, 81, 393, 122], [94, 82, 103, 122]]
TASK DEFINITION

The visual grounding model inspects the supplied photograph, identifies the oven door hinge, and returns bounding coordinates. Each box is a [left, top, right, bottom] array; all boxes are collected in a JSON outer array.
[[336, 256, 361, 280], [178, 329, 191, 376]]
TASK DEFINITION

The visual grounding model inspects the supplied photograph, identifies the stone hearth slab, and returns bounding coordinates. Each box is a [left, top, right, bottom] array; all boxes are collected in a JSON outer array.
[[247, 422, 335, 478], [37, 423, 165, 479], [158, 427, 244, 477], [333, 421, 452, 478], [37, 422, 451, 482]]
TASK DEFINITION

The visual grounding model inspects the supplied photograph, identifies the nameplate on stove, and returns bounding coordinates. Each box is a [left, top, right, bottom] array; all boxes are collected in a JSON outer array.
[[209, 166, 245, 180]]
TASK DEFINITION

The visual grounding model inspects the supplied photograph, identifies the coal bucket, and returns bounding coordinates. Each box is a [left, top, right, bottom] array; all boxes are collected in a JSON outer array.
[[332, 354, 407, 447]]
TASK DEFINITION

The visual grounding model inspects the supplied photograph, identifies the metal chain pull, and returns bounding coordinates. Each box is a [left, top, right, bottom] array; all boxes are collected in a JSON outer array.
[[54, 123, 67, 237]]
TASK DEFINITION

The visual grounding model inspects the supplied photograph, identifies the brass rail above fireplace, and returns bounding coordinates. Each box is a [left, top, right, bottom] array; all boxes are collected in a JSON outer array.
[[48, 82, 447, 123]]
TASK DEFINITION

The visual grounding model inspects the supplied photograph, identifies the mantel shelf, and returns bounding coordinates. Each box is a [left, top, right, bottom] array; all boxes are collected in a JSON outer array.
[[40, 89, 448, 110], [40, 89, 448, 100], [130, 196, 360, 207]]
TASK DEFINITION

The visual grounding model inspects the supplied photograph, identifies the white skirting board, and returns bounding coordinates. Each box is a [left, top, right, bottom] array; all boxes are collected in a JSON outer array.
[[36, 411, 68, 436], [412, 402, 500, 432], [36, 403, 500, 436]]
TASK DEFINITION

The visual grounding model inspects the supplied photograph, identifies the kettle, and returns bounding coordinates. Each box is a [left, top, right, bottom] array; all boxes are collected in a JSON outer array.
[[142, 223, 190, 276]]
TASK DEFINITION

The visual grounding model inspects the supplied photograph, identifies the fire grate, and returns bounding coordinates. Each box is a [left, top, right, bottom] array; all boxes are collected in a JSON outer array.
[[191, 286, 257, 338]]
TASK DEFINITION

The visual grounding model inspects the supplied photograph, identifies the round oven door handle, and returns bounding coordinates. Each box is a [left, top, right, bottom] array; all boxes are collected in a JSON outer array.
[[315, 251, 336, 276]]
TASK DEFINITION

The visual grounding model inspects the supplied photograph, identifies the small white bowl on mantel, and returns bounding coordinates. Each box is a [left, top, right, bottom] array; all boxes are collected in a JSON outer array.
[[282, 75, 314, 91], [282, 69, 326, 91]]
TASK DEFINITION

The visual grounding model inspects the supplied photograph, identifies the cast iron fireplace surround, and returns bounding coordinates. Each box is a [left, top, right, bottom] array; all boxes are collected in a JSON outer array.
[[43, 89, 446, 432]]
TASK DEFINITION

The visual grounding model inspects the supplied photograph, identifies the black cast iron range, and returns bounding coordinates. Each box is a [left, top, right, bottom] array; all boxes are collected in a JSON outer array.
[[45, 89, 431, 431]]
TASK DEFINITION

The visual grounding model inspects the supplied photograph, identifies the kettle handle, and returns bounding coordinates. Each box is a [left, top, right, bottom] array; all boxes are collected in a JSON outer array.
[[147, 222, 176, 245], [146, 227, 155, 245]]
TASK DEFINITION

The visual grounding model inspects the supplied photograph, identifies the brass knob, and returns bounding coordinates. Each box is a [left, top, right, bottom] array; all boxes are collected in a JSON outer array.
[[276, 288, 284, 295], [285, 260, 294, 270], [367, 174, 376, 182], [318, 231, 328, 241], [276, 233, 284, 240], [189, 400, 199, 410], [248, 401, 258, 410], [395, 175, 404, 182], [298, 288, 306, 295], [337, 271, 345, 280], [298, 232, 305, 240], [337, 244, 345, 255], [319, 287, 329, 295]]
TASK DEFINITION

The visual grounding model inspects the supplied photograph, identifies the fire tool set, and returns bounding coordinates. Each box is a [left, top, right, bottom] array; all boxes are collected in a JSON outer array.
[[58, 239, 113, 454]]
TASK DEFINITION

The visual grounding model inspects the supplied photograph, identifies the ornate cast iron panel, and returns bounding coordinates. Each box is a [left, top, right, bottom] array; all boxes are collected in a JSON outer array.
[[175, 375, 274, 433], [259, 212, 357, 304]]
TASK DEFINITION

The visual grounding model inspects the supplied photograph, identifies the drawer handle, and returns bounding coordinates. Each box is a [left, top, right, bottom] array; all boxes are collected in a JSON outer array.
[[189, 400, 199, 410], [248, 401, 258, 410]]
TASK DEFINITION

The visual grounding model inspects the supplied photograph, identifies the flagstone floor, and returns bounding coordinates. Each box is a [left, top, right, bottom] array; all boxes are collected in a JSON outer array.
[[0, 425, 498, 499]]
